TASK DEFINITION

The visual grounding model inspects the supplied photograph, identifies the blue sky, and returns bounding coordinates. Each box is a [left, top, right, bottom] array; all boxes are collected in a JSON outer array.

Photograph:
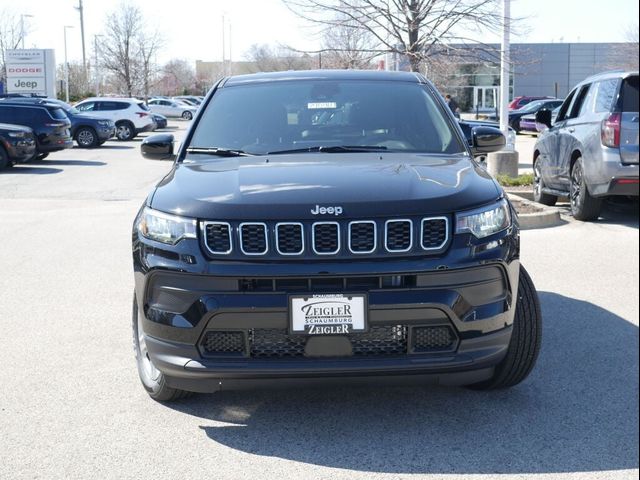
[[10, 0, 640, 65]]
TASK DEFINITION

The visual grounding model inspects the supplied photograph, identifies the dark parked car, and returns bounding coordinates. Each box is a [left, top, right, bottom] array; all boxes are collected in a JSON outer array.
[[533, 71, 639, 220], [132, 70, 542, 401], [0, 123, 36, 170], [152, 113, 168, 129], [508, 99, 563, 133], [0, 100, 73, 159], [3, 97, 116, 148], [509, 95, 555, 110]]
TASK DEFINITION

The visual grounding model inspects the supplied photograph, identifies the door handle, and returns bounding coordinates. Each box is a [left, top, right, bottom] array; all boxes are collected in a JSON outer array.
[[568, 128, 575, 133]]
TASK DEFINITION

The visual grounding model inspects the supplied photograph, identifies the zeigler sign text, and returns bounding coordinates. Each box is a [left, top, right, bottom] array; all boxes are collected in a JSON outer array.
[[290, 294, 367, 334]]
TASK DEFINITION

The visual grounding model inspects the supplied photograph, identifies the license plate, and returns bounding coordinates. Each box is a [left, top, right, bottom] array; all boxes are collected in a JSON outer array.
[[289, 294, 367, 335]]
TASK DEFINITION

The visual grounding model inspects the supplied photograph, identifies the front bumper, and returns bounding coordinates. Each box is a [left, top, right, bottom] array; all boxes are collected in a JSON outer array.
[[97, 126, 116, 141], [133, 220, 520, 391]]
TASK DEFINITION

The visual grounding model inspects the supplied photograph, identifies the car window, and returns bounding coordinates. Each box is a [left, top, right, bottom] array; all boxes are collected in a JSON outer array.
[[189, 80, 465, 156], [556, 89, 577, 122], [76, 101, 95, 112], [137, 102, 149, 111], [620, 76, 639, 112], [149, 100, 158, 105], [566, 85, 590, 120], [49, 107, 68, 120], [593, 79, 619, 113]]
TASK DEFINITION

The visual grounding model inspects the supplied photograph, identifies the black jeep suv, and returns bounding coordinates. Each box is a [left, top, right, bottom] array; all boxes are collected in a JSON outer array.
[[133, 70, 541, 401], [0, 100, 72, 159]]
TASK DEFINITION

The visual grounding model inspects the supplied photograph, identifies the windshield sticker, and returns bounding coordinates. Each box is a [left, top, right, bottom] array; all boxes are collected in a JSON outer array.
[[307, 102, 337, 109]]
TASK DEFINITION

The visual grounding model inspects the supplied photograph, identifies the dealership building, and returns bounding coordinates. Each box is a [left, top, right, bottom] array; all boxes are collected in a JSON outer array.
[[427, 42, 636, 112]]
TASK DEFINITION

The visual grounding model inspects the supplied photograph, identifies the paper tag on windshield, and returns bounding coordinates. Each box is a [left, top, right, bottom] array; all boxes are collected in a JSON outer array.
[[307, 102, 337, 109]]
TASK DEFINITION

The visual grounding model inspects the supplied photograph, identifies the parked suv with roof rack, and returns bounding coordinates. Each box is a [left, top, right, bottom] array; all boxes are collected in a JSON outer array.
[[132, 70, 542, 401], [74, 97, 154, 141], [0, 100, 73, 160], [533, 70, 639, 220], [0, 123, 36, 170]]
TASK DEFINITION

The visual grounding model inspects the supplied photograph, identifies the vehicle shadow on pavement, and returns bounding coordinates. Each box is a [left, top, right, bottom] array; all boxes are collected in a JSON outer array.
[[170, 293, 639, 475], [3, 166, 63, 175], [555, 199, 639, 229], [30, 159, 107, 167]]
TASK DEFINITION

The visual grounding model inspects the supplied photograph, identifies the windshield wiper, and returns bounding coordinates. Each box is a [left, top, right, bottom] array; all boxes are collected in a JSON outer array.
[[185, 147, 253, 157], [267, 145, 388, 155]]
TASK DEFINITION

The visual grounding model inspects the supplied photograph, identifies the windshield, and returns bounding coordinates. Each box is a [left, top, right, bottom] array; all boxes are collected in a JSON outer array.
[[189, 80, 465, 156], [518, 100, 547, 113]]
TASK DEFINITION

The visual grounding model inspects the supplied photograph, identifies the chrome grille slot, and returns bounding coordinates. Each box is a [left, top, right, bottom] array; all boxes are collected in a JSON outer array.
[[421, 217, 448, 250], [385, 219, 412, 252], [239, 223, 268, 255], [312, 222, 340, 254], [203, 222, 232, 254], [276, 223, 304, 255], [348, 221, 376, 253]]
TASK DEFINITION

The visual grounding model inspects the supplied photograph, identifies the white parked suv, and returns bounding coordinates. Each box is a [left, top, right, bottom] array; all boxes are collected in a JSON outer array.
[[147, 98, 198, 120], [74, 98, 155, 141]]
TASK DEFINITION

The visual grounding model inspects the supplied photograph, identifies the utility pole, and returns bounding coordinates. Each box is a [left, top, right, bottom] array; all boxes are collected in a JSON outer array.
[[74, 0, 87, 74], [221, 14, 226, 76], [20, 14, 34, 49], [64, 25, 74, 102], [94, 34, 102, 95], [499, 0, 511, 136]]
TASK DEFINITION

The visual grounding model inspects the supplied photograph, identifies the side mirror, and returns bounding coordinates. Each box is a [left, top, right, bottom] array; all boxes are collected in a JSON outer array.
[[470, 126, 505, 156], [535, 109, 552, 130], [141, 133, 175, 160]]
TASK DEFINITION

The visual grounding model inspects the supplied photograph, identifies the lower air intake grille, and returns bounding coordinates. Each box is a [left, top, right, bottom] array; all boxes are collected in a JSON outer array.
[[250, 329, 307, 358], [412, 326, 457, 352], [201, 331, 245, 356]]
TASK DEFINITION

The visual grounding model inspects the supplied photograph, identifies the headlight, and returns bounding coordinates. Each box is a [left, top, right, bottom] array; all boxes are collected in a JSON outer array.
[[8, 131, 26, 138], [456, 199, 511, 238], [137, 207, 197, 245]]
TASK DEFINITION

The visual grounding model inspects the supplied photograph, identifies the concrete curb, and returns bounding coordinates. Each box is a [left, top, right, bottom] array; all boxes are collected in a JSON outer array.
[[505, 191, 564, 230]]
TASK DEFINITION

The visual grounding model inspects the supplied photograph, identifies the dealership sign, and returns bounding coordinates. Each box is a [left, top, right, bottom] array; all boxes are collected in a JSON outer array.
[[6, 49, 56, 97]]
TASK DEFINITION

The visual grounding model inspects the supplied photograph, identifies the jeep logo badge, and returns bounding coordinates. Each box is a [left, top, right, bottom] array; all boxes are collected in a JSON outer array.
[[310, 205, 343, 215]]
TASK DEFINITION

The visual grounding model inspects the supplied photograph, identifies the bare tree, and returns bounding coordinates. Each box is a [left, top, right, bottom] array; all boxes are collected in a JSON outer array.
[[284, 0, 502, 72], [99, 2, 162, 97], [320, 13, 378, 68], [0, 9, 24, 83], [245, 44, 314, 72], [160, 59, 195, 95], [56, 60, 91, 100]]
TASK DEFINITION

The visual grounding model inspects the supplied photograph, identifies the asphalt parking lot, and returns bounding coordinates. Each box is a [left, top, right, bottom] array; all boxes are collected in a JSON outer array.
[[1, 123, 638, 480]]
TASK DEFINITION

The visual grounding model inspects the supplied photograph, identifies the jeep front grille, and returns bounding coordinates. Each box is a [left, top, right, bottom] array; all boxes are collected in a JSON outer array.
[[202, 216, 450, 258]]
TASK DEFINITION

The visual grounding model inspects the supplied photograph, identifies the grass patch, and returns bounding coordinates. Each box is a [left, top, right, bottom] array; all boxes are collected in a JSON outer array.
[[496, 173, 534, 186]]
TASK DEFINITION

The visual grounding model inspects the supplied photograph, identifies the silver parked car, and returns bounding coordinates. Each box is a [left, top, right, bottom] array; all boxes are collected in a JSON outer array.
[[533, 71, 639, 220], [147, 98, 198, 120]]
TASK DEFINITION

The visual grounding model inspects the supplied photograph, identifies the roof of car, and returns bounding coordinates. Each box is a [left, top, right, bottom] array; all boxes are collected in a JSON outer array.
[[579, 70, 639, 84], [223, 69, 427, 87], [78, 97, 141, 103]]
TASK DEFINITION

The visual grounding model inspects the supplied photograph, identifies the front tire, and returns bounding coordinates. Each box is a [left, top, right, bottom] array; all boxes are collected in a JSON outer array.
[[116, 121, 136, 141], [0, 146, 9, 170], [75, 127, 98, 148], [181, 111, 193, 120], [132, 295, 191, 402], [468, 265, 542, 390]]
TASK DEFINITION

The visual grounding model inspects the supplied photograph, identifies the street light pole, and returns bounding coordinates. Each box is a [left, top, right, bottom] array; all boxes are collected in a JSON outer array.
[[64, 25, 74, 102], [20, 14, 34, 49], [94, 34, 102, 95], [499, 0, 511, 136]]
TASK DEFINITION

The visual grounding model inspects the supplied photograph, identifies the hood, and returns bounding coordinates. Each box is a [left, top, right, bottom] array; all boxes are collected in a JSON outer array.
[[69, 112, 112, 122], [150, 153, 501, 220]]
